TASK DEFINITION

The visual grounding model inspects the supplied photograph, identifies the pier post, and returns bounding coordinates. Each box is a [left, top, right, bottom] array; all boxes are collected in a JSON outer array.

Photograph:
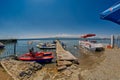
[[14, 42, 17, 56], [111, 35, 114, 48]]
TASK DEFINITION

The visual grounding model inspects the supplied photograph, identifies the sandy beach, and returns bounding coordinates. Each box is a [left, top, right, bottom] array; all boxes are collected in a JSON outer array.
[[0, 48, 120, 80], [0, 65, 13, 80], [0, 0, 120, 79], [80, 48, 120, 80]]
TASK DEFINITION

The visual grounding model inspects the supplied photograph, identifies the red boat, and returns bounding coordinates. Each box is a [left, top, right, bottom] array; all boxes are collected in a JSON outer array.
[[18, 52, 54, 63]]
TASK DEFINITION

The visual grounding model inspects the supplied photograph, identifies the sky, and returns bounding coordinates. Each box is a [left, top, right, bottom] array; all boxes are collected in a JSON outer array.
[[0, 0, 120, 39]]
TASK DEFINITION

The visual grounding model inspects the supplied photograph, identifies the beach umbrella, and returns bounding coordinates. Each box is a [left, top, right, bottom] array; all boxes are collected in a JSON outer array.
[[80, 34, 96, 38], [100, 2, 120, 25]]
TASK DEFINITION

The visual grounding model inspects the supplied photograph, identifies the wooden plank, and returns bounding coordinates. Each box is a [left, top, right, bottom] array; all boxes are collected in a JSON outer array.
[[56, 40, 78, 61], [57, 61, 72, 66], [57, 65, 67, 71]]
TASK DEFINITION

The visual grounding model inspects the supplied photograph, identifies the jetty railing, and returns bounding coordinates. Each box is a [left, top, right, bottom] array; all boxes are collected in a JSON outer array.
[[0, 38, 120, 59]]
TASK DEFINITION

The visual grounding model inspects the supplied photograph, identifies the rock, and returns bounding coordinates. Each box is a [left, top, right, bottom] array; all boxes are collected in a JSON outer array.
[[72, 60, 79, 64], [29, 67, 35, 73], [57, 61, 72, 66], [1, 58, 43, 80], [62, 69, 72, 76], [69, 64, 78, 70], [19, 71, 27, 77], [25, 69, 33, 75], [57, 66, 67, 71], [34, 64, 42, 70], [28, 63, 42, 71]]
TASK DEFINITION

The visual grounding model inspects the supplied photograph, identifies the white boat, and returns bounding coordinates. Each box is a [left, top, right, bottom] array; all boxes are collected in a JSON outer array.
[[36, 42, 56, 49], [79, 34, 104, 51], [79, 40, 104, 51]]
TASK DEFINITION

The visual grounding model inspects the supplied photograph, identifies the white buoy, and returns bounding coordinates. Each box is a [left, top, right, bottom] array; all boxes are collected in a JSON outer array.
[[111, 35, 114, 48]]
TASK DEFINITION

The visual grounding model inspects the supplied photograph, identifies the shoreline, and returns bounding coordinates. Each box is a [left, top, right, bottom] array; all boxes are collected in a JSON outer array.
[[0, 48, 120, 80]]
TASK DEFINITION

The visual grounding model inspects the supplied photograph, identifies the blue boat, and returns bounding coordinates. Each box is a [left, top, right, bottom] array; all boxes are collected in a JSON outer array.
[[0, 42, 5, 49], [100, 2, 120, 25]]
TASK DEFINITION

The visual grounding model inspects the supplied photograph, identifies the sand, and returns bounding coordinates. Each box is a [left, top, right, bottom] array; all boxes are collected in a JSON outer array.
[[80, 48, 120, 80], [0, 48, 120, 80], [0, 66, 13, 80]]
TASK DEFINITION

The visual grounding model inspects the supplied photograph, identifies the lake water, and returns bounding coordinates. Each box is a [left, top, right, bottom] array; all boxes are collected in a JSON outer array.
[[0, 38, 120, 59]]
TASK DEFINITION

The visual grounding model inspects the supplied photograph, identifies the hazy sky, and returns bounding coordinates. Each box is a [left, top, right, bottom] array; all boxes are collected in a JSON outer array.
[[0, 0, 120, 38]]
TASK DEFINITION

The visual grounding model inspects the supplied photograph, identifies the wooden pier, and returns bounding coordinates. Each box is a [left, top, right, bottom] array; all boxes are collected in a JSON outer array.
[[56, 40, 78, 70], [0, 39, 17, 43], [56, 40, 77, 61]]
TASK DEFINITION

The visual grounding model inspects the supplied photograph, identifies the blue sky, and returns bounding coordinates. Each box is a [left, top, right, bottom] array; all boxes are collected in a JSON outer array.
[[0, 0, 120, 38]]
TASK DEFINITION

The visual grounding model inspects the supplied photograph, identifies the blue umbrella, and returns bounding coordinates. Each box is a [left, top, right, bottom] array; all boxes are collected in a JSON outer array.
[[100, 2, 120, 25]]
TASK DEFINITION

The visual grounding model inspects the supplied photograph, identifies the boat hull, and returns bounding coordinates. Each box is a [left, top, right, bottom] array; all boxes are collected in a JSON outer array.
[[36, 45, 56, 49], [38, 47, 56, 49], [18, 52, 54, 63], [79, 41, 104, 51], [19, 56, 53, 63], [0, 45, 5, 49]]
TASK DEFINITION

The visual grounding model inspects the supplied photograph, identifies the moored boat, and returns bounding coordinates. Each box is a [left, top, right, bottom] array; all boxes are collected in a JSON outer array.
[[79, 34, 104, 51], [36, 42, 56, 49], [79, 40, 104, 51], [18, 52, 54, 63], [0, 42, 5, 49]]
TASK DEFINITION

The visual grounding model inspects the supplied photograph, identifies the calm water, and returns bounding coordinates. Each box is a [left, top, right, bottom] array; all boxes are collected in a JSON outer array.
[[0, 38, 120, 59]]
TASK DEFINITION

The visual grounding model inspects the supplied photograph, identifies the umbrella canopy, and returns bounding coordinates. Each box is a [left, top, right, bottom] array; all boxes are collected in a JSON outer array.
[[100, 2, 120, 25], [81, 34, 96, 38]]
